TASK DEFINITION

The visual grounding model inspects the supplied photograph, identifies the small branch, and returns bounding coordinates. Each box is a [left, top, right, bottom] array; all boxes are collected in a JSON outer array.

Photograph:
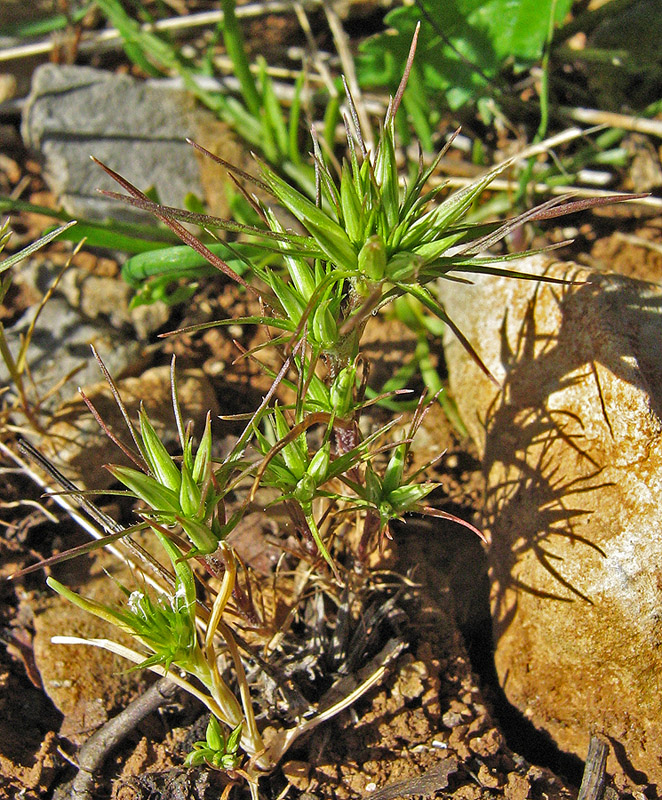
[[559, 106, 662, 139], [429, 177, 662, 209], [293, 2, 339, 99], [0, 0, 324, 64], [62, 679, 179, 800], [577, 734, 609, 800], [321, 0, 374, 152]]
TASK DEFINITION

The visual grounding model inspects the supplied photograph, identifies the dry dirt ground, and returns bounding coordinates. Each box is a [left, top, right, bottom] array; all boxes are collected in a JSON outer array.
[[2, 17, 662, 799], [2, 172, 660, 800]]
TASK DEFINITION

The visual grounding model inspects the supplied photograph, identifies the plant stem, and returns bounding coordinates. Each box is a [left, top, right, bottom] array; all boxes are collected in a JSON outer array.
[[64, 679, 179, 800], [205, 544, 266, 762]]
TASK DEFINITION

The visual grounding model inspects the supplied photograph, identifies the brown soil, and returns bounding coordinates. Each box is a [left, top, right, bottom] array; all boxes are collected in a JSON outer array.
[[2, 9, 662, 800]]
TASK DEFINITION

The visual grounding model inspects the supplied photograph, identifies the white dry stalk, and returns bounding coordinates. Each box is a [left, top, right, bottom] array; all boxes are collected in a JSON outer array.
[[427, 125, 662, 209], [437, 177, 662, 208], [560, 105, 662, 139], [0, 439, 173, 596], [0, 0, 325, 63], [50, 634, 396, 773], [320, 0, 374, 152]]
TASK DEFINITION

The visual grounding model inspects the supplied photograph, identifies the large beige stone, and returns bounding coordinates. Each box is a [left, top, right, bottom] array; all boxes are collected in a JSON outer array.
[[439, 255, 662, 790]]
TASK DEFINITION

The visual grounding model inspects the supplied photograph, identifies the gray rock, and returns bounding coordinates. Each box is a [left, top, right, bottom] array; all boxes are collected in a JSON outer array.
[[0, 293, 142, 409], [21, 64, 214, 222], [13, 254, 170, 341]]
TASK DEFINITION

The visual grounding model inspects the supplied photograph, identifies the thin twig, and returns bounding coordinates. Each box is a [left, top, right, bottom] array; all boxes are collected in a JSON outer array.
[[63, 679, 179, 800], [0, 439, 172, 594], [365, 755, 459, 800], [577, 735, 609, 800], [0, 1, 324, 63], [293, 2, 339, 99], [560, 106, 662, 139], [320, 0, 374, 152], [432, 177, 662, 208]]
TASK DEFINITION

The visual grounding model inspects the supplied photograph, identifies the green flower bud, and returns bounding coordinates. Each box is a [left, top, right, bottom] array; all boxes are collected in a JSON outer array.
[[293, 473, 316, 507], [358, 235, 387, 282], [273, 405, 307, 480], [307, 441, 330, 485], [192, 415, 212, 484], [364, 464, 383, 505], [178, 517, 220, 557], [107, 464, 179, 513], [179, 463, 202, 519], [139, 408, 181, 492], [312, 306, 338, 350], [206, 716, 223, 751], [382, 444, 405, 497]]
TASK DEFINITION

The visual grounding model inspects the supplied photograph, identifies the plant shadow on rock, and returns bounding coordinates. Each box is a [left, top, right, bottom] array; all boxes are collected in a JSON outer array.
[[476, 266, 662, 789], [484, 269, 662, 622]]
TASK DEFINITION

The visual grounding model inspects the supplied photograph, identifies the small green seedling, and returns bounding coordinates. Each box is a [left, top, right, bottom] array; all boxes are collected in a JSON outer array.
[[185, 718, 243, 770]]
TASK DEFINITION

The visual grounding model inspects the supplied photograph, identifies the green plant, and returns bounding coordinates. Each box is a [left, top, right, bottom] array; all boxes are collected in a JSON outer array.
[[94, 0, 316, 194], [33, 354, 398, 792], [185, 717, 243, 770], [11, 28, 641, 797], [48, 527, 269, 775], [356, 0, 649, 216], [100, 39, 615, 383], [358, 0, 573, 146]]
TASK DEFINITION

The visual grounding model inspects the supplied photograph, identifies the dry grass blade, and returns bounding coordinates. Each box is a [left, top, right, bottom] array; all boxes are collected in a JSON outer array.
[[91, 157, 255, 291]]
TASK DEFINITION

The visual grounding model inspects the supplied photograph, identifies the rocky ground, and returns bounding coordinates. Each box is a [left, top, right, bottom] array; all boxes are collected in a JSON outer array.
[[1, 3, 662, 800]]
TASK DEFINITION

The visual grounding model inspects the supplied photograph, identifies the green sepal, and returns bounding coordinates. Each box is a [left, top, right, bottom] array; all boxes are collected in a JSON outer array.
[[269, 271, 306, 325], [273, 405, 306, 480], [206, 715, 224, 751], [388, 482, 437, 513], [179, 462, 202, 519], [373, 120, 400, 230], [307, 441, 330, 486], [382, 443, 406, 497], [340, 161, 364, 243], [226, 722, 243, 754], [358, 235, 387, 282], [139, 407, 181, 492], [364, 464, 383, 506], [192, 414, 212, 484], [329, 366, 357, 419], [177, 517, 220, 557], [184, 749, 207, 767], [258, 161, 358, 269], [107, 465, 180, 513]]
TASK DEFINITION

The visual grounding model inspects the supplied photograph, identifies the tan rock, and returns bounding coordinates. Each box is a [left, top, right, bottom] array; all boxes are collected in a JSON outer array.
[[439, 255, 662, 789], [32, 569, 149, 745]]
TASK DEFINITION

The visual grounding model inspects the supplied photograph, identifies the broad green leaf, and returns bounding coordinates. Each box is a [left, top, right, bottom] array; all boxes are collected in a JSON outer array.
[[358, 0, 573, 112]]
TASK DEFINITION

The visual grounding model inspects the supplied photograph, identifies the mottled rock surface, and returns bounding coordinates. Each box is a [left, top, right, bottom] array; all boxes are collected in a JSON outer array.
[[0, 293, 142, 406], [21, 64, 243, 221], [439, 255, 662, 791]]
